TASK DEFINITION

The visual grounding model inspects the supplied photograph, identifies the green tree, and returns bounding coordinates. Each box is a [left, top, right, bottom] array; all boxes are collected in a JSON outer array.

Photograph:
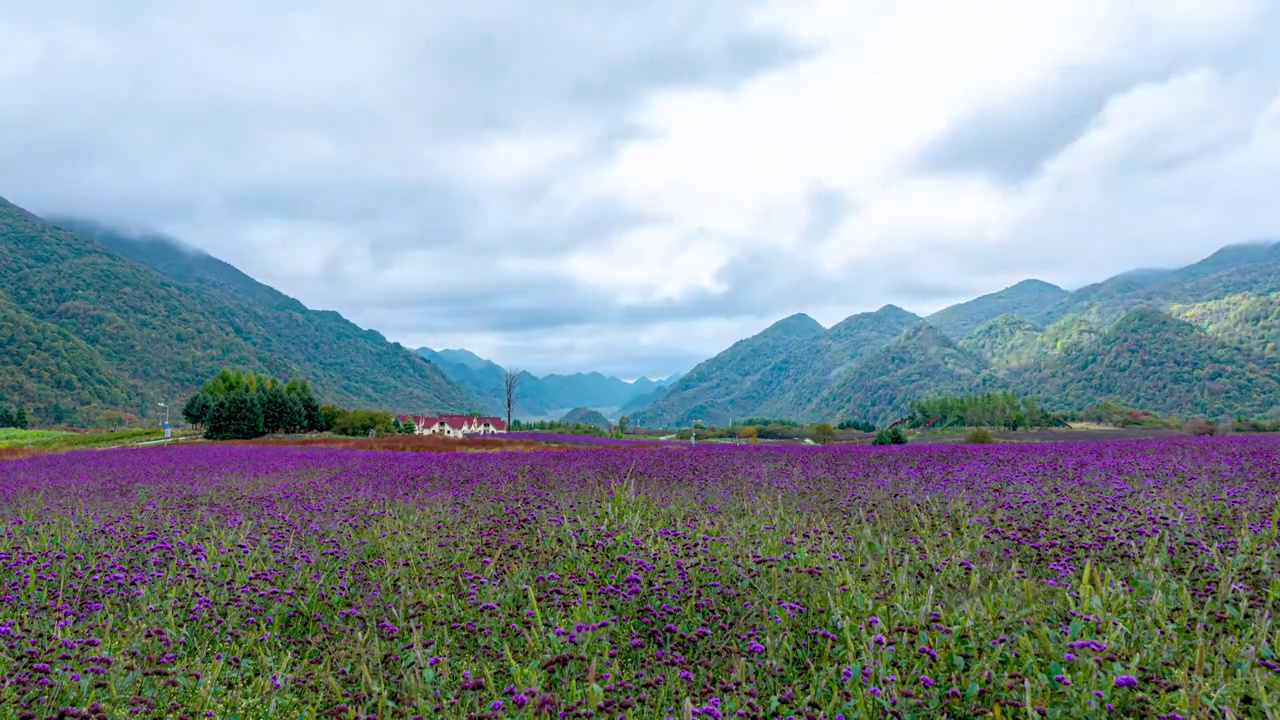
[[281, 393, 306, 433], [319, 404, 341, 433], [871, 427, 907, 445], [812, 422, 837, 445], [204, 387, 264, 440], [13, 407, 29, 429], [259, 382, 288, 434], [617, 416, 630, 435], [182, 393, 212, 429], [401, 420, 416, 434], [0, 407, 12, 428]]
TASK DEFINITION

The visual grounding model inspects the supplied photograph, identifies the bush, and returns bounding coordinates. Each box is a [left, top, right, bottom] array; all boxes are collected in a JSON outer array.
[[871, 427, 907, 446], [811, 422, 837, 445], [1184, 419, 1219, 436], [964, 428, 995, 443]]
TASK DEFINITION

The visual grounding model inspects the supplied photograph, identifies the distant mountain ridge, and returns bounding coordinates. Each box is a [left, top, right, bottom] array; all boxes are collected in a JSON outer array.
[[416, 347, 675, 420], [632, 241, 1280, 427], [0, 200, 472, 426]]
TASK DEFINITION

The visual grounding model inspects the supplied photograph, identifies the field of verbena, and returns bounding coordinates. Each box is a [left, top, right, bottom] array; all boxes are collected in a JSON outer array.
[[2, 438, 1278, 719]]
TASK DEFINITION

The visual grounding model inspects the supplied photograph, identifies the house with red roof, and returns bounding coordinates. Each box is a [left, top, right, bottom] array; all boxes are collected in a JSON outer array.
[[396, 414, 507, 438]]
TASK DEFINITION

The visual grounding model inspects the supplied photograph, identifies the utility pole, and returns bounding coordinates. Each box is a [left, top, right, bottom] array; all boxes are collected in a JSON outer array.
[[691, 420, 701, 447], [158, 402, 171, 445]]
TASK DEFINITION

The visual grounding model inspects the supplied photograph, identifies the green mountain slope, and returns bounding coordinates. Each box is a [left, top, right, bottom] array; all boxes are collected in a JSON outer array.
[[808, 323, 989, 424], [0, 199, 471, 424], [1010, 308, 1280, 418], [959, 314, 1044, 370], [748, 305, 921, 418], [0, 292, 139, 425], [1169, 292, 1280, 357], [928, 279, 1068, 338], [627, 242, 1280, 427], [631, 313, 824, 427], [558, 407, 612, 428]]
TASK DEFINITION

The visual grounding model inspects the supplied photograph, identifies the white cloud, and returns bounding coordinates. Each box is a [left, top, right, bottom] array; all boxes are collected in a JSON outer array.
[[2, 0, 1279, 377], [558, 0, 1277, 303]]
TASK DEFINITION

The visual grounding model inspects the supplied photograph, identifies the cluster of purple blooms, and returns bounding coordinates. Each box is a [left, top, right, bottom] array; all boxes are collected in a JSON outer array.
[[0, 434, 1276, 717]]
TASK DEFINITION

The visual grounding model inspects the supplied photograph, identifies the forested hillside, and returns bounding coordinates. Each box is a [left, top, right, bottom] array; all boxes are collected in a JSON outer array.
[[629, 241, 1280, 427], [0, 199, 470, 425], [632, 313, 824, 427]]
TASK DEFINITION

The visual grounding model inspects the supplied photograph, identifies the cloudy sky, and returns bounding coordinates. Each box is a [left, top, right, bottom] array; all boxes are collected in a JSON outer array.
[[3, 1, 1279, 378]]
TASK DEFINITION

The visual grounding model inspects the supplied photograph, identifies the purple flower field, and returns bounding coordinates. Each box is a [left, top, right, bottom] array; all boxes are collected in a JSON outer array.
[[490, 432, 675, 446], [1, 436, 1278, 718]]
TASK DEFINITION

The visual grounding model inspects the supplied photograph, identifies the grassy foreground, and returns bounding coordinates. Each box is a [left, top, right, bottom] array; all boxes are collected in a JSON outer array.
[[1, 438, 1278, 718]]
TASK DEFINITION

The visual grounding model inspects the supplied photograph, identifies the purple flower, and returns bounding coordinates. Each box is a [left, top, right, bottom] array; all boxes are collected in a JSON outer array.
[[1113, 675, 1138, 688], [919, 676, 934, 688]]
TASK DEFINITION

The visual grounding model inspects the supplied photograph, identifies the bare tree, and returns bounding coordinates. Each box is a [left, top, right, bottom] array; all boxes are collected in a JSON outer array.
[[503, 367, 521, 430]]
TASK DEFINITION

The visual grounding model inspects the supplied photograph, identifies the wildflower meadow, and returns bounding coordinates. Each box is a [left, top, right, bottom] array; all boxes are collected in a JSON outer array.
[[1, 436, 1278, 718]]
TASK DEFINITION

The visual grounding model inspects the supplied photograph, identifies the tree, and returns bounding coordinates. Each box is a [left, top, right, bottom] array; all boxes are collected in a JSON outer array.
[[259, 382, 288, 434], [812, 422, 836, 445], [205, 387, 264, 440], [13, 407, 28, 430], [736, 425, 757, 442], [503, 367, 521, 430], [281, 393, 306, 433], [319, 404, 342, 432], [872, 427, 907, 446], [0, 407, 12, 428], [401, 420, 417, 434], [617, 415, 630, 435], [182, 393, 212, 429]]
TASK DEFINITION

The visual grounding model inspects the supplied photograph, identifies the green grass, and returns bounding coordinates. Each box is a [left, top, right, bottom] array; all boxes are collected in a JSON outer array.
[[0, 427, 74, 446], [19, 427, 168, 449]]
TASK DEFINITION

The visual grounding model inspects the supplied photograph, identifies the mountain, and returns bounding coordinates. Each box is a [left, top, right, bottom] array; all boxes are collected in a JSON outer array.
[[958, 314, 1043, 370], [0, 200, 470, 426], [742, 305, 921, 419], [627, 241, 1280, 427], [558, 407, 612, 429], [927, 279, 1069, 338], [433, 348, 494, 372], [415, 348, 670, 420], [1007, 308, 1280, 419], [631, 313, 825, 427], [808, 322, 989, 423]]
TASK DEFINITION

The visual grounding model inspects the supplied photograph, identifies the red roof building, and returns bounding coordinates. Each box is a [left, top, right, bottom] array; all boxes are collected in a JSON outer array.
[[406, 414, 507, 437]]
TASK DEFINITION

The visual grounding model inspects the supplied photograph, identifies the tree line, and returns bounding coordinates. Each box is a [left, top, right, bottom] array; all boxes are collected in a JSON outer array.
[[181, 368, 447, 440], [907, 392, 1060, 431], [181, 369, 326, 439], [0, 406, 29, 429]]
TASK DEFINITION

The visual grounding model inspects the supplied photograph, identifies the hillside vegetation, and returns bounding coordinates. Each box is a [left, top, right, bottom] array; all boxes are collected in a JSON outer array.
[[633, 241, 1280, 427], [0, 199, 470, 426]]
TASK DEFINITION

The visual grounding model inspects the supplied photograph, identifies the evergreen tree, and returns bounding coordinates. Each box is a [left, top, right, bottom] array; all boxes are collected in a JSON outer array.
[[205, 387, 264, 440], [281, 394, 306, 433], [259, 382, 288, 434], [14, 407, 28, 429], [182, 393, 213, 428], [0, 407, 12, 428], [50, 401, 67, 425]]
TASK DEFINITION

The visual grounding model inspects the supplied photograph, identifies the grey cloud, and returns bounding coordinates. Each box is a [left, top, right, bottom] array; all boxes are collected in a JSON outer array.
[[912, 66, 1163, 184], [4, 2, 1280, 378]]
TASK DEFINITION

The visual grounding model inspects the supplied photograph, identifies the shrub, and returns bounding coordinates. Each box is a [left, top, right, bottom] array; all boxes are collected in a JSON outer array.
[[964, 428, 996, 444], [871, 427, 907, 446], [1184, 419, 1219, 436], [811, 423, 837, 445]]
